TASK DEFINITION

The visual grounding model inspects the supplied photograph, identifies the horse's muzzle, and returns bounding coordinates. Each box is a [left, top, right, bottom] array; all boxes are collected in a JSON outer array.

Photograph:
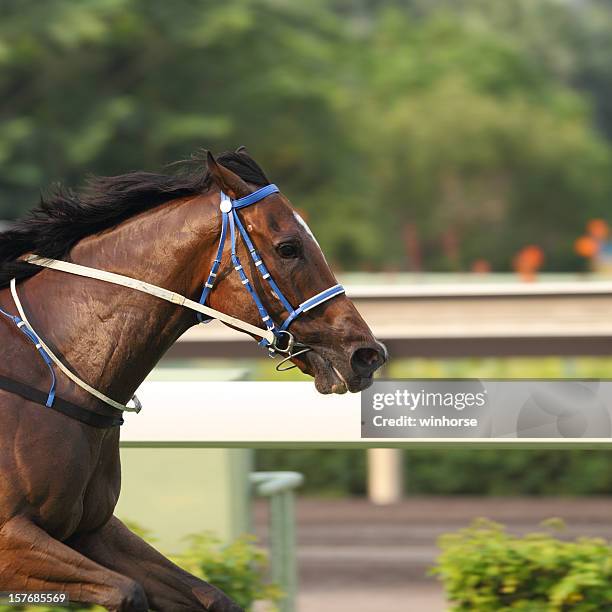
[[350, 341, 388, 378]]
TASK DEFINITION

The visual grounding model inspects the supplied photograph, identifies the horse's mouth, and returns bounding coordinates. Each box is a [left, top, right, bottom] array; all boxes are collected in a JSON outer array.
[[303, 350, 374, 395]]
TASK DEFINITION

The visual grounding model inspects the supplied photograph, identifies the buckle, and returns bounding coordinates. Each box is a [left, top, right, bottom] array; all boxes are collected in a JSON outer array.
[[270, 330, 295, 355]]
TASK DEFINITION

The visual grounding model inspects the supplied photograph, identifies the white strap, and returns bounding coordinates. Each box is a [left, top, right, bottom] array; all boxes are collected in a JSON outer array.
[[13, 254, 279, 414], [10, 279, 141, 413], [14, 254, 277, 413], [22, 255, 276, 344]]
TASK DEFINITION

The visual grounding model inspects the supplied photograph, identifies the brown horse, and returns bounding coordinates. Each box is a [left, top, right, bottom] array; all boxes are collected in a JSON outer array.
[[0, 149, 386, 611]]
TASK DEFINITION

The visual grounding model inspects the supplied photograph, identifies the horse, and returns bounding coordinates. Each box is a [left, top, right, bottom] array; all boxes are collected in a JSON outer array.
[[0, 148, 386, 611]]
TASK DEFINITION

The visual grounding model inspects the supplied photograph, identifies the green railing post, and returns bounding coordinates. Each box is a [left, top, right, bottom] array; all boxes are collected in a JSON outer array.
[[250, 471, 303, 612]]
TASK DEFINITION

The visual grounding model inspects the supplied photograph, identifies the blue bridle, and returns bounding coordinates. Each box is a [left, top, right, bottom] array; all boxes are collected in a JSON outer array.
[[0, 305, 56, 407], [197, 184, 345, 361]]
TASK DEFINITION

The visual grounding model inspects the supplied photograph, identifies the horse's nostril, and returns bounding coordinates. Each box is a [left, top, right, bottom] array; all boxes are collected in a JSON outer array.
[[351, 345, 385, 377]]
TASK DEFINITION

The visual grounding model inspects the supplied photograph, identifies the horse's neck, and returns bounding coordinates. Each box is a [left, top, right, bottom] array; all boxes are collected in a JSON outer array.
[[20, 192, 218, 408]]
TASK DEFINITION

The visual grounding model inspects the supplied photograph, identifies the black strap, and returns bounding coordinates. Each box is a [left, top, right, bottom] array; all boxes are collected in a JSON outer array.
[[0, 375, 124, 428]]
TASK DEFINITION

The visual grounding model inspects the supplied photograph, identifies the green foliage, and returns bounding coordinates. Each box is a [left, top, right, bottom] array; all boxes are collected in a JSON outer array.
[[256, 448, 367, 496], [0, 0, 348, 218], [0, 533, 278, 612], [434, 519, 612, 611], [174, 533, 282, 611], [3, 1, 612, 270], [256, 447, 612, 497], [402, 449, 612, 496], [351, 5, 611, 271]]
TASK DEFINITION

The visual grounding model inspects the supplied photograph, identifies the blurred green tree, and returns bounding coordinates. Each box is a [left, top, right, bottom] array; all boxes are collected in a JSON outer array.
[[342, 5, 612, 270], [0, 0, 348, 216], [1, 0, 612, 271]]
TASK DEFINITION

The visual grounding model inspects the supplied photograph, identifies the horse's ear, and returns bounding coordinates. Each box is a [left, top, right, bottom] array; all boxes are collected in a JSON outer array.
[[236, 145, 248, 154], [206, 151, 250, 200]]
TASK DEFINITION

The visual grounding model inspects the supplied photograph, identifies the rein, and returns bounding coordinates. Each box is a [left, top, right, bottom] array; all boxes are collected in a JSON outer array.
[[0, 184, 344, 420]]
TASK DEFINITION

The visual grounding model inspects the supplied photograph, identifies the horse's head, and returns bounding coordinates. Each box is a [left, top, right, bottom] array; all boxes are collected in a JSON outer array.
[[202, 151, 387, 394]]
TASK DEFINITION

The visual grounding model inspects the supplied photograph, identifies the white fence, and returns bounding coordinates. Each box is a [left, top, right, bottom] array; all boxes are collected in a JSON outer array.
[[121, 381, 356, 444], [121, 380, 612, 446]]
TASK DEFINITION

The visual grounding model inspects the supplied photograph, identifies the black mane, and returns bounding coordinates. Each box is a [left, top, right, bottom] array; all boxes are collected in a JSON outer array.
[[0, 150, 269, 288]]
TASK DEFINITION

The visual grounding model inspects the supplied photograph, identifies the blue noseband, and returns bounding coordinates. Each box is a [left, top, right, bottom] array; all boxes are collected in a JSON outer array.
[[197, 184, 345, 353]]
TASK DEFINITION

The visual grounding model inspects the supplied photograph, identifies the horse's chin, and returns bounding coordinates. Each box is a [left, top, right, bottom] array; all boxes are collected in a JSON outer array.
[[301, 350, 373, 395]]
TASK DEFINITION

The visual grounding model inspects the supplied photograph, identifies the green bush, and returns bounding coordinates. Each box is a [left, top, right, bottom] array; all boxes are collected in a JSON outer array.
[[174, 534, 282, 611], [433, 519, 612, 611], [256, 448, 367, 496], [255, 448, 612, 496], [0, 533, 279, 612], [402, 449, 612, 496]]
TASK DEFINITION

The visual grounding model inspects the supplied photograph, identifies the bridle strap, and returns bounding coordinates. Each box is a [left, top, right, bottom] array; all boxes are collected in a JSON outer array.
[[0, 374, 124, 428], [196, 204, 228, 323], [232, 211, 295, 314], [17, 253, 277, 414], [228, 197, 276, 336], [0, 301, 57, 407], [233, 183, 280, 208], [279, 284, 346, 331], [10, 278, 142, 413], [22, 254, 276, 345]]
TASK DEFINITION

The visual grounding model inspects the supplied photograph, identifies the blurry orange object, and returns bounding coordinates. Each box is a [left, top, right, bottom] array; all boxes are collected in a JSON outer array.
[[587, 218, 609, 240], [574, 235, 599, 258], [471, 259, 491, 273], [521, 245, 544, 268], [512, 245, 544, 282]]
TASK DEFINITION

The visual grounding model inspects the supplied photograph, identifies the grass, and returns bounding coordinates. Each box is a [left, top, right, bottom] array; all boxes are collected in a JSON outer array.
[[160, 356, 612, 381]]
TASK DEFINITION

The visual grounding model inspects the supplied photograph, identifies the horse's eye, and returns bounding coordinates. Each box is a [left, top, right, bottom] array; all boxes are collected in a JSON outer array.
[[277, 242, 299, 259]]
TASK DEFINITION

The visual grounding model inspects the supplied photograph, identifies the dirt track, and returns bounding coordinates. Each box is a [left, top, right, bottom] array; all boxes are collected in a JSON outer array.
[[254, 497, 612, 612]]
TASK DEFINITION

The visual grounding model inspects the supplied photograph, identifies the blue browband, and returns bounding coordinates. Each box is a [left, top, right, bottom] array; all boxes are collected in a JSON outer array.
[[197, 184, 345, 350]]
